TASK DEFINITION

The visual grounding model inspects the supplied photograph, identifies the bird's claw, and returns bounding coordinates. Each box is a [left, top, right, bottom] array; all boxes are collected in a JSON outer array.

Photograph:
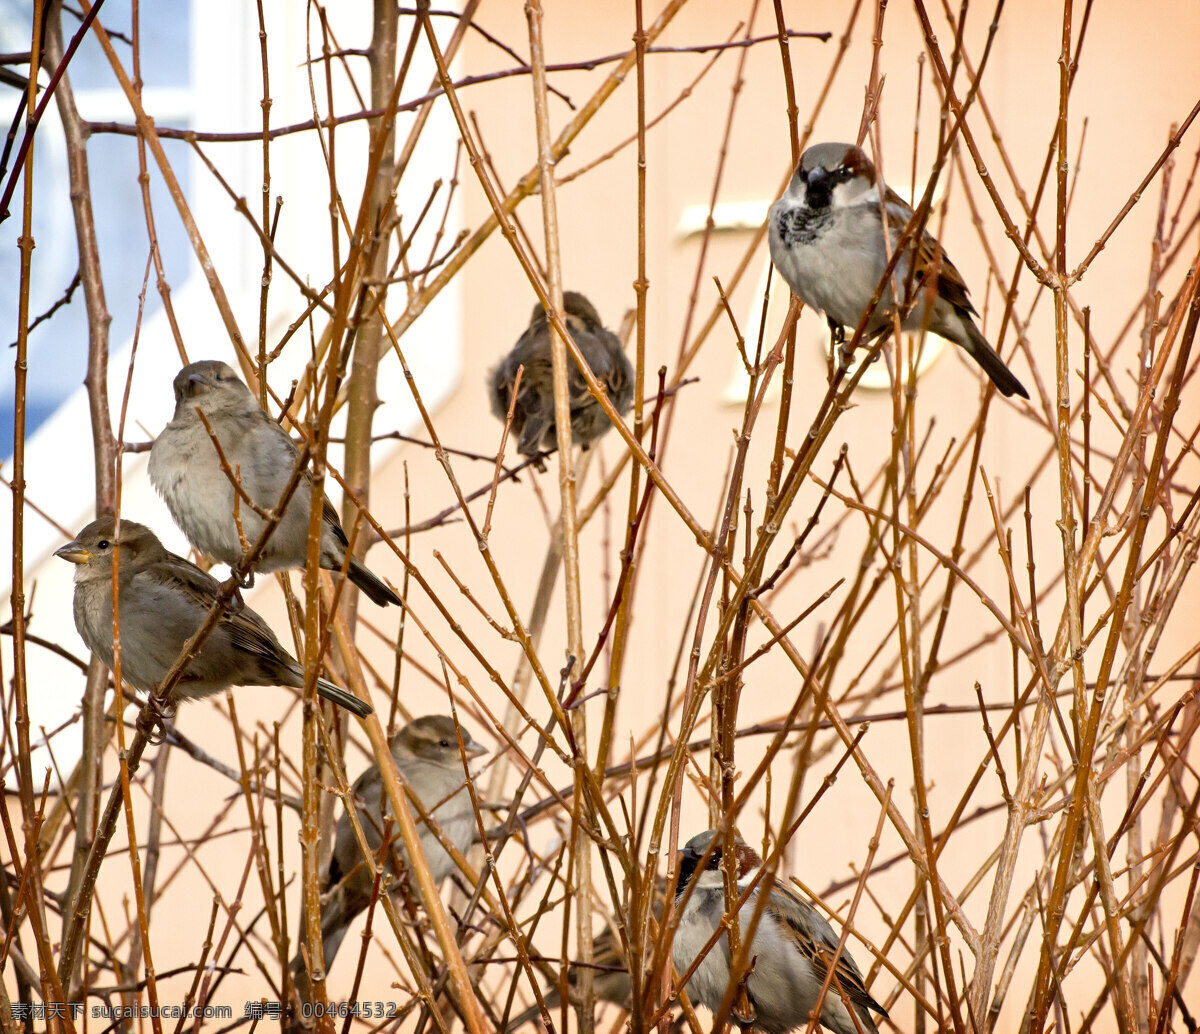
[[137, 694, 178, 745], [225, 568, 254, 612], [731, 958, 758, 1028], [732, 1009, 756, 1030]]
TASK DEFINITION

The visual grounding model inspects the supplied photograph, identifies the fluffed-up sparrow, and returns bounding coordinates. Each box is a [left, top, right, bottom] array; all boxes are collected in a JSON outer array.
[[488, 291, 634, 459]]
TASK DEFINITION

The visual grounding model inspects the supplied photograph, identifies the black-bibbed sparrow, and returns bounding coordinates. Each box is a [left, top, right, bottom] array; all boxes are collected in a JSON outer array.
[[292, 715, 485, 991], [488, 291, 634, 459], [55, 517, 372, 719], [148, 360, 401, 606], [672, 830, 887, 1034], [769, 142, 1029, 399]]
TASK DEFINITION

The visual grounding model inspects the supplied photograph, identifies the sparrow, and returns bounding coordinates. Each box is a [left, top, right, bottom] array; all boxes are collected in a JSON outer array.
[[672, 830, 887, 1034], [148, 360, 402, 606], [488, 291, 634, 459], [55, 517, 372, 719], [508, 878, 668, 1030], [769, 142, 1029, 399], [292, 715, 486, 988]]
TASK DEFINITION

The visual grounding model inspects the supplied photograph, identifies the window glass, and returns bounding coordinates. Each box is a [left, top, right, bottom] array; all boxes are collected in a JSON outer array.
[[0, 0, 193, 457]]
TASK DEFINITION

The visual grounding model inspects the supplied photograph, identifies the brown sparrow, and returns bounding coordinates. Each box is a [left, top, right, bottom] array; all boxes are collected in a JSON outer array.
[[292, 715, 486, 991], [56, 517, 372, 720], [488, 291, 634, 459]]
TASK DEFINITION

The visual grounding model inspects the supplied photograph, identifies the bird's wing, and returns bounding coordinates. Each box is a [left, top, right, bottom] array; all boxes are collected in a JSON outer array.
[[510, 320, 551, 370], [915, 230, 975, 314], [767, 882, 887, 1017], [321, 494, 351, 550], [137, 553, 238, 632], [497, 324, 556, 408], [574, 321, 633, 414], [232, 405, 349, 550], [116, 560, 217, 678], [221, 605, 290, 663], [882, 188, 976, 316], [488, 353, 521, 420], [142, 553, 286, 663], [266, 412, 349, 551], [226, 404, 301, 478], [256, 407, 348, 550]]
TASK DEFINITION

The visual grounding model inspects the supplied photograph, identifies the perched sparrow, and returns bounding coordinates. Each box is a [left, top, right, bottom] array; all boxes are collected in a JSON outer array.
[[488, 291, 634, 459], [293, 715, 486, 987], [55, 517, 372, 719], [769, 142, 1029, 399], [148, 360, 401, 606], [672, 830, 887, 1034], [508, 878, 668, 1030]]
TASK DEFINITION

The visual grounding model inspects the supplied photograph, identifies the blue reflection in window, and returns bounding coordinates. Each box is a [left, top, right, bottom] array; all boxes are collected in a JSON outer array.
[[0, 0, 192, 457]]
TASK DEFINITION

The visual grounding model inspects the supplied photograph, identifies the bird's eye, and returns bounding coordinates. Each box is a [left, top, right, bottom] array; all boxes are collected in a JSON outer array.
[[97, 539, 110, 549], [439, 739, 451, 748]]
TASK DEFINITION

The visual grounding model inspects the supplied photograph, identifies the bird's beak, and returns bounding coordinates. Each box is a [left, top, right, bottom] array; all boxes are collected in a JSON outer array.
[[55, 541, 92, 565], [464, 739, 488, 760], [186, 373, 210, 394], [806, 166, 829, 190]]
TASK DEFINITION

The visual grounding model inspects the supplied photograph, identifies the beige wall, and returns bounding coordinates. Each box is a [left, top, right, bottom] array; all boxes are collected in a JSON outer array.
[[430, 0, 1200, 1025]]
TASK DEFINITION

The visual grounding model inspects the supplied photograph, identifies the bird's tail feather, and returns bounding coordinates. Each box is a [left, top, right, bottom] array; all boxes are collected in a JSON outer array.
[[853, 1008, 882, 1034], [517, 409, 552, 457], [290, 890, 350, 1005], [347, 557, 402, 607], [316, 676, 373, 718], [960, 317, 1029, 399]]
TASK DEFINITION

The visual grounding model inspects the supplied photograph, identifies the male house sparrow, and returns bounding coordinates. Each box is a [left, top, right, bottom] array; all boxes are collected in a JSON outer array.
[[508, 878, 668, 1030], [672, 830, 887, 1034], [55, 517, 372, 719], [769, 142, 1029, 399], [292, 715, 486, 987], [148, 360, 401, 606], [488, 291, 634, 459]]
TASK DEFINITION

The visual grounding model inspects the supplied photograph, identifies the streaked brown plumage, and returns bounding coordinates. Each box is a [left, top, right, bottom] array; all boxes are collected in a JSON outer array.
[[769, 142, 1028, 399], [489, 291, 634, 458]]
